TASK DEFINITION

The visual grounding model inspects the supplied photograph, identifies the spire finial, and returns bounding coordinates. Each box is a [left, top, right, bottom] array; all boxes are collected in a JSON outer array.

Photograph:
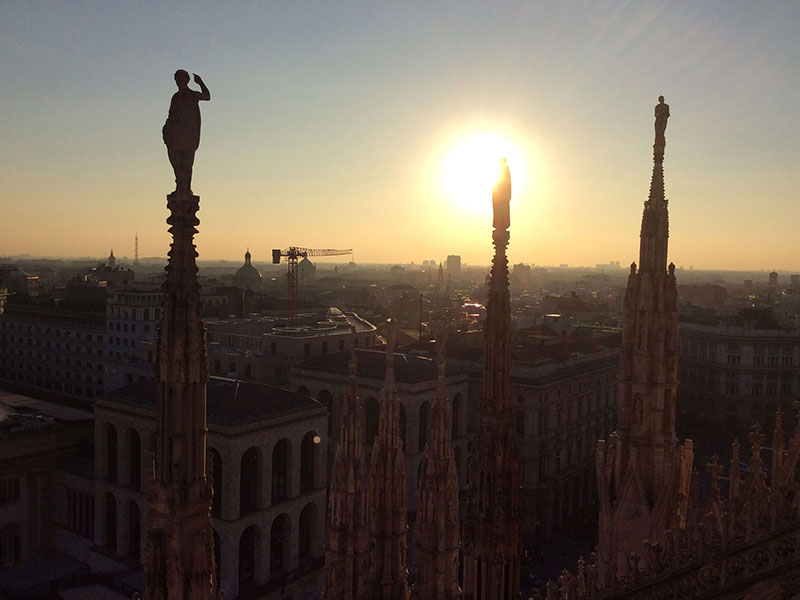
[[654, 95, 670, 160]]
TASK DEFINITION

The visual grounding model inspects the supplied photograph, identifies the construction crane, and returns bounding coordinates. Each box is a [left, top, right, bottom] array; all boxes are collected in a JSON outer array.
[[272, 247, 352, 326]]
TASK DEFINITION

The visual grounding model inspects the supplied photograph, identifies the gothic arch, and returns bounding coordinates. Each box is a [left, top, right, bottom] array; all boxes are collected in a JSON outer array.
[[272, 438, 291, 504], [300, 431, 320, 493], [239, 524, 263, 589], [270, 513, 291, 579], [298, 502, 319, 564]]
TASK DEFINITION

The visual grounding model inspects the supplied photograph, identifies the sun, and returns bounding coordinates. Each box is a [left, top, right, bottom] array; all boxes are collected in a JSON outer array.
[[441, 130, 525, 214]]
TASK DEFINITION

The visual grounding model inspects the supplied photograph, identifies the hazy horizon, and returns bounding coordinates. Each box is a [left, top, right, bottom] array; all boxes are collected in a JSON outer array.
[[2, 2, 799, 270]]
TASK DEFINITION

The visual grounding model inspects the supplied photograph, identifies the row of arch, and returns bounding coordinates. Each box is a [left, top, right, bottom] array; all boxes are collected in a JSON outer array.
[[101, 421, 322, 520], [208, 431, 321, 519], [226, 502, 321, 590]]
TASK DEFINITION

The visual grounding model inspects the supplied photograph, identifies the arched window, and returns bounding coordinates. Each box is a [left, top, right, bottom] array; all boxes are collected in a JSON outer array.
[[399, 403, 407, 449], [129, 430, 141, 490], [107, 424, 118, 481], [239, 525, 259, 588], [515, 410, 526, 437], [272, 439, 289, 504], [270, 514, 289, 578], [418, 401, 430, 453], [318, 389, 334, 437], [298, 503, 317, 563], [127, 501, 141, 558], [365, 397, 379, 443], [300, 432, 318, 493], [240, 447, 259, 515], [209, 448, 222, 517], [105, 493, 117, 550], [452, 393, 462, 439]]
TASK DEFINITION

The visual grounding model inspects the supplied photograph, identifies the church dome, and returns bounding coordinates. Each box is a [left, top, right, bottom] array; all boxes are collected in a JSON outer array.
[[234, 250, 262, 289]]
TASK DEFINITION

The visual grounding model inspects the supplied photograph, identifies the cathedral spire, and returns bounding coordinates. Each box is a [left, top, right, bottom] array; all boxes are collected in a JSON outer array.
[[367, 320, 410, 599], [325, 329, 370, 599], [143, 74, 216, 600], [462, 159, 521, 600], [413, 325, 461, 599], [596, 97, 692, 581], [144, 183, 216, 599]]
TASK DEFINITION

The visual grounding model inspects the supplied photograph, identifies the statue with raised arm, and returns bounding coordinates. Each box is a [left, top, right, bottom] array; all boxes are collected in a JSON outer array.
[[654, 95, 669, 148], [163, 69, 211, 192]]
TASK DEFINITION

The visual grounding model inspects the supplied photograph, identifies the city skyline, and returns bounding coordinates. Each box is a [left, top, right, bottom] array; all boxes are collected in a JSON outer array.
[[2, 1, 799, 270]]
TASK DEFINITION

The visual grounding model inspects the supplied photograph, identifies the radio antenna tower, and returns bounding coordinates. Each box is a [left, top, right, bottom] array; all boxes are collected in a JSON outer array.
[[134, 231, 139, 266]]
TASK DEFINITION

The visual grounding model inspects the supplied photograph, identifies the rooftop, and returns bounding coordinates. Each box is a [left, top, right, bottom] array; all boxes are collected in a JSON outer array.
[[105, 377, 323, 425], [294, 348, 459, 383]]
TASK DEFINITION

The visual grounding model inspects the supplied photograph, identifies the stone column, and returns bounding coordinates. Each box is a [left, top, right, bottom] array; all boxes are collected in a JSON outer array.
[[116, 497, 128, 556], [223, 447, 241, 521], [260, 445, 273, 509], [118, 432, 131, 487], [288, 508, 300, 572], [289, 439, 300, 499]]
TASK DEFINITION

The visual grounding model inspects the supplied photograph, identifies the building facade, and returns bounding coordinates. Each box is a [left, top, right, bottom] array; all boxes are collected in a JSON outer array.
[[94, 378, 327, 599], [678, 321, 800, 428], [291, 348, 471, 513]]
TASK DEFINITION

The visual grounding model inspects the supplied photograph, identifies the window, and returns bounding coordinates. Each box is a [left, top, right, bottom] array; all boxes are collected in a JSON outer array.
[[0, 479, 20, 505], [322, 341, 328, 354], [304, 343, 311, 356], [240, 448, 259, 515], [300, 432, 317, 493], [0, 528, 21, 567], [271, 342, 277, 355]]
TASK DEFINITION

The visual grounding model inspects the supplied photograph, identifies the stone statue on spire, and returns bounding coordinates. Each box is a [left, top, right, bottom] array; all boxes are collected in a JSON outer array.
[[163, 69, 211, 192], [654, 95, 669, 152]]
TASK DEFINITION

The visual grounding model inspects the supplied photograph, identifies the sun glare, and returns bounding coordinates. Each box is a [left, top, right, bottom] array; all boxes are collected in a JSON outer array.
[[441, 131, 525, 214]]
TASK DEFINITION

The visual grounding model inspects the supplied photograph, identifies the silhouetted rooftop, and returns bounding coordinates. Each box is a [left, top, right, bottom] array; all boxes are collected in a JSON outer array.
[[105, 377, 322, 425], [294, 349, 459, 383]]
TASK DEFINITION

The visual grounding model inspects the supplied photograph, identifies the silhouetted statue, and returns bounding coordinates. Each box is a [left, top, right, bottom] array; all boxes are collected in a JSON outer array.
[[654, 95, 669, 148], [492, 157, 511, 231], [163, 69, 211, 192]]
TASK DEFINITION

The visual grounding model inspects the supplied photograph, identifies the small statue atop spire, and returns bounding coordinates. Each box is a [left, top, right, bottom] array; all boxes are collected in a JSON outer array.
[[492, 157, 511, 231], [163, 69, 211, 192], [654, 95, 670, 158]]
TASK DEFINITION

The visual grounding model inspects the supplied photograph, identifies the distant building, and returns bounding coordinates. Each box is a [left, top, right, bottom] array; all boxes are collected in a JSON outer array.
[[678, 320, 800, 427], [0, 298, 106, 405], [446, 255, 461, 278], [769, 271, 778, 287], [0, 391, 92, 594], [233, 249, 263, 290], [205, 309, 377, 382], [450, 341, 619, 542], [93, 378, 327, 599], [0, 264, 39, 296], [291, 348, 470, 513], [103, 287, 162, 393]]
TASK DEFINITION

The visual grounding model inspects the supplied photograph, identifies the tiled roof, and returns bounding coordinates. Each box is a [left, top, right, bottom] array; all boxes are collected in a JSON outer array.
[[294, 349, 456, 383], [105, 377, 321, 425]]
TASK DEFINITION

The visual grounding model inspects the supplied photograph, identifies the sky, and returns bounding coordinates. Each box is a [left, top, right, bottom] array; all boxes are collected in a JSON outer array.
[[1, 1, 799, 271]]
